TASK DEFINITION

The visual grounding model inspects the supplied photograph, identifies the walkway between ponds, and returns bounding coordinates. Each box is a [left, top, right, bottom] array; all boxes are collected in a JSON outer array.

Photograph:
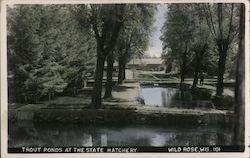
[[186, 81, 234, 97]]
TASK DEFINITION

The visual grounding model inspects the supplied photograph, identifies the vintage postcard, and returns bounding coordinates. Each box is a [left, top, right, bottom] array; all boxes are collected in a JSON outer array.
[[1, 0, 249, 158]]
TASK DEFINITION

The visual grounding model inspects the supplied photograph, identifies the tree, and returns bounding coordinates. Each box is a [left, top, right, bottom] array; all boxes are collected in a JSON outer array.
[[8, 5, 45, 103], [233, 3, 245, 145], [116, 4, 155, 85], [8, 5, 96, 103], [88, 4, 125, 108], [103, 4, 155, 98], [103, 51, 114, 98], [201, 3, 239, 96], [190, 6, 211, 88], [161, 4, 195, 85], [192, 44, 208, 88]]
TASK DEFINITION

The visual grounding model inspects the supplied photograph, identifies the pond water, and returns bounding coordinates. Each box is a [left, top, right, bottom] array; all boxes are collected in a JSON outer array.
[[138, 86, 212, 108], [9, 122, 233, 147]]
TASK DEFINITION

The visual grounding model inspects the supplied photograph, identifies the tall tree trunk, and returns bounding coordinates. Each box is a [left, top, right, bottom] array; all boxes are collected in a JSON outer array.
[[180, 43, 188, 84], [215, 3, 233, 96], [48, 91, 51, 101], [216, 50, 227, 96], [104, 52, 114, 99], [193, 44, 207, 88], [180, 65, 185, 84], [192, 54, 201, 88], [90, 5, 125, 108], [165, 63, 172, 73], [118, 57, 124, 84], [233, 3, 245, 145], [91, 54, 106, 108], [122, 63, 126, 80]]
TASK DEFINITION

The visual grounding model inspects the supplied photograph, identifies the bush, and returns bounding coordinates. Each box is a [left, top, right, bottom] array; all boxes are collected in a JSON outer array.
[[212, 95, 234, 110]]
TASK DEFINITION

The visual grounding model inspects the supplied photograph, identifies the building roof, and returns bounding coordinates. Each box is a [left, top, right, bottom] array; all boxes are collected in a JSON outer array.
[[104, 58, 163, 67], [127, 58, 163, 65]]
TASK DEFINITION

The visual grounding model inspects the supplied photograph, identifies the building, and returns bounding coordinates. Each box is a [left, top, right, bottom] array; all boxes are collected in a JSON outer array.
[[127, 58, 164, 71]]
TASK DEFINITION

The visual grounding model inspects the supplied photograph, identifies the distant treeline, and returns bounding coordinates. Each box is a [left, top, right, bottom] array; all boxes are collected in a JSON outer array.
[[160, 4, 243, 95]]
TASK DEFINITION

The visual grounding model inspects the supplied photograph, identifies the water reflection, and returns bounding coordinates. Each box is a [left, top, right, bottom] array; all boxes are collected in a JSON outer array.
[[139, 87, 212, 108], [8, 123, 233, 147], [139, 87, 178, 107], [82, 134, 93, 146]]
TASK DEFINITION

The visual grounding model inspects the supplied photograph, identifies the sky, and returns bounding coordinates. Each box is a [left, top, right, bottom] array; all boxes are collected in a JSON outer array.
[[146, 4, 167, 57]]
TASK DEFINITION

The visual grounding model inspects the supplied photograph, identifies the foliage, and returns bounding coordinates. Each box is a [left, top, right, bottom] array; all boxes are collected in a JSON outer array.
[[160, 3, 240, 81], [161, 4, 198, 83], [200, 3, 240, 95], [115, 4, 156, 62], [7, 5, 96, 103]]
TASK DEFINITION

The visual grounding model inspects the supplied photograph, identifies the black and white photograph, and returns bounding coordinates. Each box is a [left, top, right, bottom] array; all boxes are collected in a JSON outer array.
[[1, 0, 249, 157]]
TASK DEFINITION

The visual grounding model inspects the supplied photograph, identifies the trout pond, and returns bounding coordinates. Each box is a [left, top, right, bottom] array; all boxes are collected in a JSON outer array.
[[138, 85, 213, 108], [9, 122, 233, 147]]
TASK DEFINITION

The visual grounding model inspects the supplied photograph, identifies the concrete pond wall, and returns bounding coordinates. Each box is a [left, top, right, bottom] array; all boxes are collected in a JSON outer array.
[[9, 106, 234, 126]]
